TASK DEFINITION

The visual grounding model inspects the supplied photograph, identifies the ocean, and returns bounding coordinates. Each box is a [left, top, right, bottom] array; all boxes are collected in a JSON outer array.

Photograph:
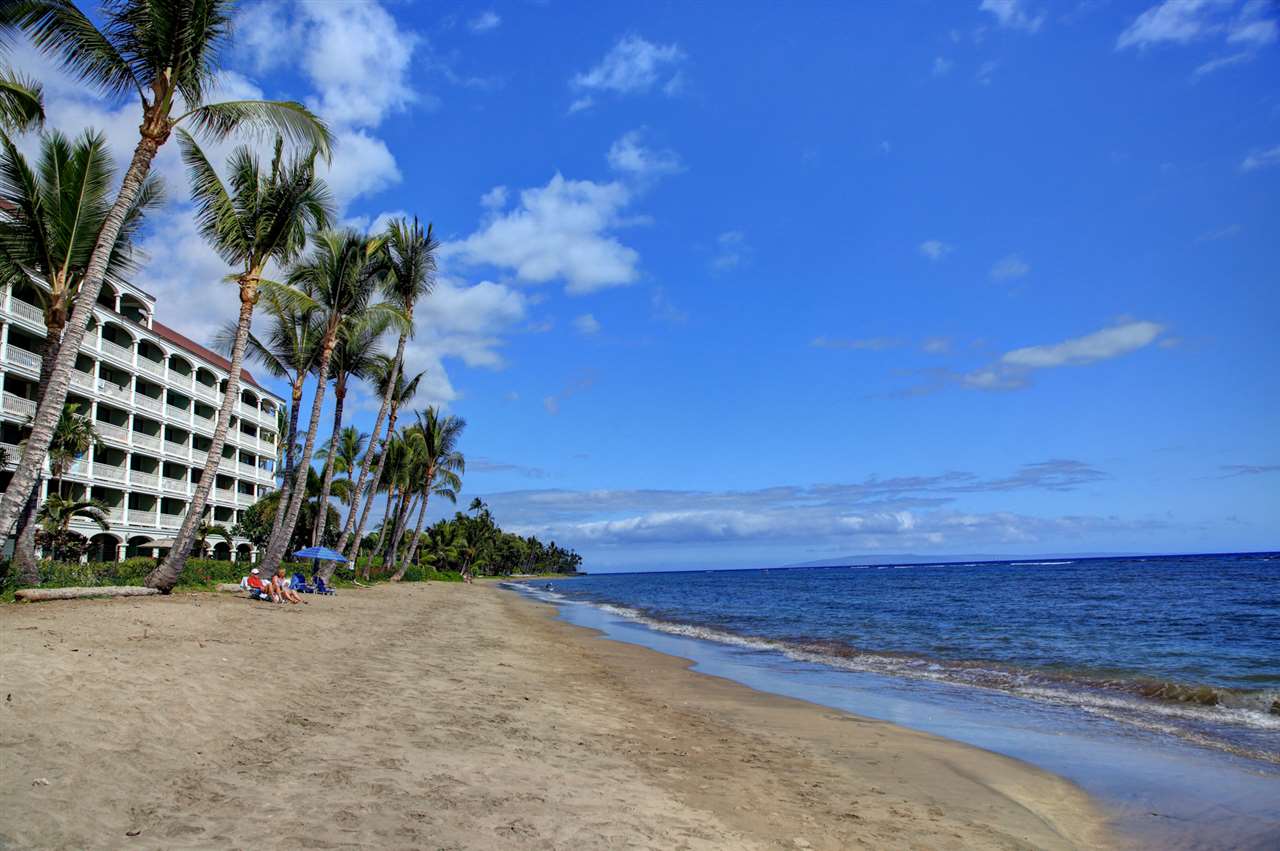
[[512, 552, 1280, 847]]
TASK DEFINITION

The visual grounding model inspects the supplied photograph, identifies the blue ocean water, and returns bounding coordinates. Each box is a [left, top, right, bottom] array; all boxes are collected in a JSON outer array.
[[512, 553, 1280, 846], [533, 553, 1280, 765]]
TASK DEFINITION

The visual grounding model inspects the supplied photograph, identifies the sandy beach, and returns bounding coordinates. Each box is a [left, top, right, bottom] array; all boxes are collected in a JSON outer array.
[[0, 584, 1110, 849]]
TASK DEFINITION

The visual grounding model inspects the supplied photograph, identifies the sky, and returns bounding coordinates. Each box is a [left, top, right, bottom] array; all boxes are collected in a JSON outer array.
[[8, 0, 1279, 571]]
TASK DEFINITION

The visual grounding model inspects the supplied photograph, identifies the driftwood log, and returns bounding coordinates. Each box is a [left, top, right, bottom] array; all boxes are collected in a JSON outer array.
[[15, 586, 161, 602], [216, 583, 245, 593]]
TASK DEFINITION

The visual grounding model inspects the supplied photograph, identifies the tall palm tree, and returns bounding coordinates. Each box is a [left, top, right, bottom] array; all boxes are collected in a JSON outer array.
[[310, 315, 387, 547], [228, 289, 322, 539], [0, 129, 159, 584], [259, 230, 403, 574], [316, 425, 366, 496], [147, 133, 330, 592], [389, 407, 464, 581], [0, 0, 333, 540], [346, 361, 424, 562], [34, 494, 108, 562], [0, 66, 43, 131], [335, 218, 437, 557]]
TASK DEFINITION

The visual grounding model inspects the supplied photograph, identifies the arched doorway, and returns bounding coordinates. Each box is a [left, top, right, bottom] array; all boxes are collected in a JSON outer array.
[[86, 533, 121, 563], [235, 543, 253, 563], [212, 540, 232, 561], [126, 535, 160, 559]]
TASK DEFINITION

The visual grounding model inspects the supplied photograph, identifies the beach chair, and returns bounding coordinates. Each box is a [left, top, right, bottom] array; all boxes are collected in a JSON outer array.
[[314, 576, 336, 595], [291, 572, 315, 594]]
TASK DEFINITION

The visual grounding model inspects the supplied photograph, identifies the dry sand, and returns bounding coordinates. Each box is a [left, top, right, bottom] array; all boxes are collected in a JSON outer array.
[[0, 583, 1112, 849]]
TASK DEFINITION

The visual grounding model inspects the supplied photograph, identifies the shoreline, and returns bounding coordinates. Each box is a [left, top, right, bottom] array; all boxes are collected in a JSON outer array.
[[2, 583, 1108, 849]]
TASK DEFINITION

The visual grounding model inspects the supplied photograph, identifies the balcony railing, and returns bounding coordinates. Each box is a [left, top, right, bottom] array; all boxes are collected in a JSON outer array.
[[159, 512, 183, 529], [162, 478, 188, 496], [135, 394, 163, 414], [7, 298, 44, 326], [99, 338, 133, 364], [163, 440, 188, 457], [136, 357, 165, 377], [236, 491, 253, 505], [130, 471, 159, 489], [193, 383, 219, 401], [132, 432, 161, 451], [96, 464, 126, 482], [6, 346, 41, 373], [97, 378, 129, 395], [104, 506, 126, 524], [166, 367, 191, 385], [64, 458, 90, 479], [95, 421, 128, 443], [3, 392, 36, 418], [0, 441, 17, 468], [71, 369, 95, 390], [214, 487, 235, 503]]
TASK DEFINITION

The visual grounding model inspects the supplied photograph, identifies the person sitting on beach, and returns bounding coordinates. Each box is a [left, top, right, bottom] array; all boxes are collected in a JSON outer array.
[[272, 566, 305, 605], [245, 568, 277, 602]]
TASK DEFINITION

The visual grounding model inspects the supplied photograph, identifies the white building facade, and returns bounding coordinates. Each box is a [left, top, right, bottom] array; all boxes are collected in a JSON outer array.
[[0, 277, 283, 562]]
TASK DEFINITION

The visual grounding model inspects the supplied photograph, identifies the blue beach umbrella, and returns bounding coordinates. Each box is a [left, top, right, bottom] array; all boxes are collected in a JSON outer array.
[[292, 546, 348, 562]]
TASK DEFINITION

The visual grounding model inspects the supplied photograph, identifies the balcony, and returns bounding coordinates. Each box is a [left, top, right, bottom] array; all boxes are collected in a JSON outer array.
[[7, 298, 44, 327], [132, 432, 161, 451], [238, 461, 257, 477], [99, 338, 133, 365], [161, 478, 188, 496], [103, 506, 126, 524], [159, 512, 183, 529], [214, 487, 235, 503], [95, 422, 128, 444], [236, 491, 253, 506], [136, 358, 165, 377], [64, 458, 90, 479], [95, 463, 127, 483], [6, 346, 41, 374], [163, 440, 188, 458], [0, 441, 17, 468], [165, 402, 188, 421], [71, 369, 95, 390], [97, 377, 129, 396], [193, 383, 219, 402], [3, 392, 36, 418], [130, 471, 159, 489], [135, 394, 163, 414]]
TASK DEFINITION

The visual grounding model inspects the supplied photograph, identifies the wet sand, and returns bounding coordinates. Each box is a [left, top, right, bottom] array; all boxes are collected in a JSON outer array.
[[0, 583, 1110, 849]]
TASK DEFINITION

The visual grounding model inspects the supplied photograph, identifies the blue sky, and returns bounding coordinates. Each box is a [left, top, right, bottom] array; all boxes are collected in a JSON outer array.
[[14, 0, 1279, 570]]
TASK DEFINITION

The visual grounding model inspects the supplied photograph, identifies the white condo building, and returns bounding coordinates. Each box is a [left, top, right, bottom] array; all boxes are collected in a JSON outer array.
[[0, 276, 283, 562]]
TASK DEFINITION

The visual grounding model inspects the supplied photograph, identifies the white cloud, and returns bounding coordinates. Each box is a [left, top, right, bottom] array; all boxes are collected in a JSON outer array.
[[990, 254, 1031, 280], [651, 288, 688, 324], [443, 174, 641, 294], [318, 129, 402, 208], [607, 130, 683, 178], [922, 337, 953, 354], [1117, 0, 1235, 49], [1240, 144, 1280, 171], [480, 185, 508, 210], [933, 56, 954, 75], [573, 313, 602, 336], [543, 372, 597, 416], [1228, 0, 1279, 45], [1000, 320, 1164, 369], [711, 230, 748, 272], [919, 240, 953, 260], [979, 0, 1045, 32], [1193, 50, 1253, 75], [468, 11, 502, 33], [570, 34, 686, 106], [976, 60, 999, 84], [567, 96, 595, 114]]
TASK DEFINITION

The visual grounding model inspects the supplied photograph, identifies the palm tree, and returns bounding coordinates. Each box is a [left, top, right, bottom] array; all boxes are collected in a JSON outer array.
[[14, 403, 100, 577], [316, 425, 366, 495], [251, 465, 348, 552], [229, 290, 323, 539], [0, 129, 159, 584], [0, 0, 333, 541], [335, 218, 437, 557], [146, 133, 330, 592], [259, 230, 404, 574], [347, 362, 425, 563], [34, 494, 108, 562], [389, 407, 465, 581], [193, 521, 231, 559], [0, 66, 43, 131], [309, 315, 387, 547]]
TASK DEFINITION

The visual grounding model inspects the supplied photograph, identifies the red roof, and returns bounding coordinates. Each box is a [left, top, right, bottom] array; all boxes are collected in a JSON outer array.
[[150, 320, 273, 397]]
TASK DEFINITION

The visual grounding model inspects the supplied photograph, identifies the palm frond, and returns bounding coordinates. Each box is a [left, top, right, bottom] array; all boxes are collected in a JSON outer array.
[[0, 65, 44, 131], [1, 0, 142, 100], [180, 100, 333, 161]]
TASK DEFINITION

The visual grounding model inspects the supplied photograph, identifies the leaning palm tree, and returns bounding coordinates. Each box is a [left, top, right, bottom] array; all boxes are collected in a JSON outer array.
[[0, 129, 159, 585], [228, 289, 323, 539], [0, 0, 333, 540], [388, 407, 465, 581], [346, 362, 425, 562], [309, 314, 388, 547], [0, 65, 43, 131], [34, 494, 108, 562], [335, 218, 437, 557], [146, 133, 330, 592], [259, 230, 404, 574]]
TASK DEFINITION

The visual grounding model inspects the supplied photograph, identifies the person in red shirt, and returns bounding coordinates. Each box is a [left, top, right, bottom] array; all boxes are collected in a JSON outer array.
[[245, 568, 278, 602]]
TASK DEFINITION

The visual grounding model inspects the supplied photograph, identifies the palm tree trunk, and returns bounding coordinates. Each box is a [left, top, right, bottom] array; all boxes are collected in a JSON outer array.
[[147, 280, 256, 591], [343, 401, 403, 560], [391, 489, 431, 581], [12, 326, 64, 585], [383, 491, 416, 573], [270, 377, 305, 540], [310, 381, 345, 546], [0, 126, 167, 537], [261, 342, 335, 574], [335, 331, 403, 554]]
